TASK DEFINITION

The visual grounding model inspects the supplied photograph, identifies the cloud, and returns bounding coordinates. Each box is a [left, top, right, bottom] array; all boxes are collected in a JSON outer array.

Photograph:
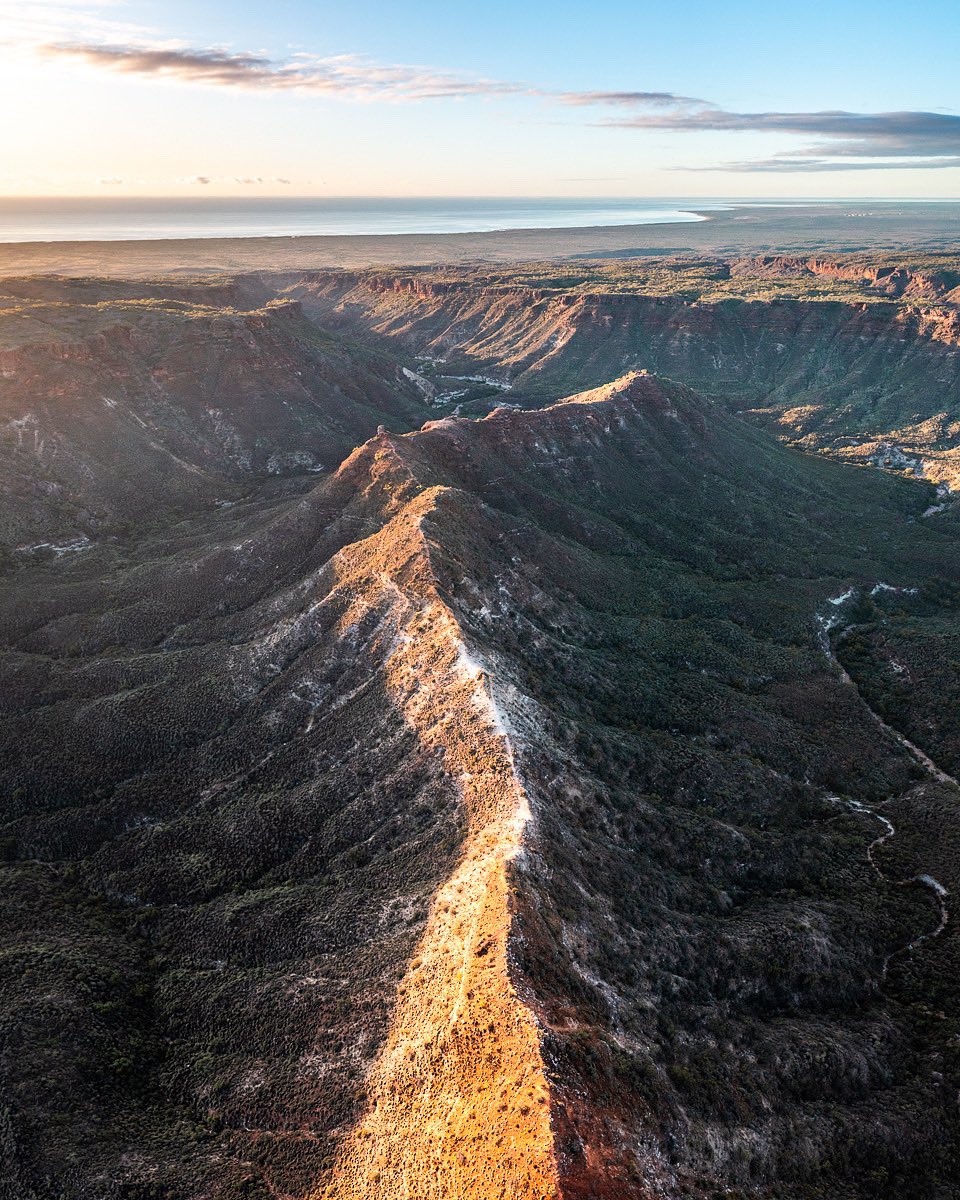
[[97, 175, 123, 184], [56, 44, 278, 86], [175, 174, 293, 186], [690, 156, 960, 173], [557, 90, 709, 109], [601, 107, 960, 141], [602, 107, 960, 170], [40, 42, 536, 101], [25, 24, 960, 172], [39, 40, 709, 109], [0, 1, 150, 46]]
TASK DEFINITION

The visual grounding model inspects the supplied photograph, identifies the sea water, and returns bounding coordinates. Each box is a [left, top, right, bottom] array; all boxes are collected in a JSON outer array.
[[0, 196, 715, 243]]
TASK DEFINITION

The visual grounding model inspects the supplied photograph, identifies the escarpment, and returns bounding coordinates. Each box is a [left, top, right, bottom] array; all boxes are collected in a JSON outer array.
[[0, 288, 427, 545], [291, 270, 960, 406], [5, 273, 960, 1200], [287, 266, 960, 489]]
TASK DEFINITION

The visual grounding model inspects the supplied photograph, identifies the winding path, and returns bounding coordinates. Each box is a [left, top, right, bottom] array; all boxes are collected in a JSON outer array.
[[818, 588, 954, 976]]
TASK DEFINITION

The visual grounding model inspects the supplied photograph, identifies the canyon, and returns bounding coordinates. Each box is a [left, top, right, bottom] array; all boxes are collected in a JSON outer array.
[[2, 258, 960, 1200]]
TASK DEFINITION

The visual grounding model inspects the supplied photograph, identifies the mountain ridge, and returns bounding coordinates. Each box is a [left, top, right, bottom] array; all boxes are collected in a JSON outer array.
[[3, 271, 960, 1199]]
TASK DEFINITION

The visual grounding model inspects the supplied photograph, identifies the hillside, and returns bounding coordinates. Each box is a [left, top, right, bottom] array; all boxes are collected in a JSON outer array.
[[0, 277, 427, 548], [3, 354, 960, 1200], [287, 259, 960, 487]]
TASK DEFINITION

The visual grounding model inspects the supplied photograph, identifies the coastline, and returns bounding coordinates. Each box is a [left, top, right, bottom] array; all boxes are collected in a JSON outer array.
[[0, 202, 958, 277]]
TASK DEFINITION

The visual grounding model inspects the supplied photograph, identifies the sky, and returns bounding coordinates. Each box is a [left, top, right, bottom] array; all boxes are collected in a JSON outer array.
[[2, 0, 960, 198]]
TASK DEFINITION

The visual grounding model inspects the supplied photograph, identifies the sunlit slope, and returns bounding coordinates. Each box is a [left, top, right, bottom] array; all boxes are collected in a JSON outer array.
[[3, 371, 960, 1199], [315, 375, 960, 1199], [316, 474, 557, 1199]]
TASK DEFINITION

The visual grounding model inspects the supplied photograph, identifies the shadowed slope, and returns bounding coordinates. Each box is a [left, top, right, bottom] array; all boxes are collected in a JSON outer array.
[[0, 280, 426, 547], [326, 377, 960, 1198], [290, 268, 960, 488], [3, 371, 960, 1199]]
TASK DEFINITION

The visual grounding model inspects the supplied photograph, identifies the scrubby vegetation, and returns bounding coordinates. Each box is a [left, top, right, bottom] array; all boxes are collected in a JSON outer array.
[[313, 253, 960, 305], [3, 272, 960, 1199], [290, 259, 960, 489]]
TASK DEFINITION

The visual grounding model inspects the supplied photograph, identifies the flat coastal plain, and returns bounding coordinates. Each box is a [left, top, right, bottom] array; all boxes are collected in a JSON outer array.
[[2, 201, 959, 276]]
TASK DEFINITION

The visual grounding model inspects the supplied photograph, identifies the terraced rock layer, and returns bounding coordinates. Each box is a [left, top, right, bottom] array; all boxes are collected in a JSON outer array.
[[0, 282, 425, 545], [289, 269, 960, 485]]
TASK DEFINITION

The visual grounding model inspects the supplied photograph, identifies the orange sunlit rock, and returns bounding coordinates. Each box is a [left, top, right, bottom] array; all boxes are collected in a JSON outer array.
[[309, 484, 559, 1200]]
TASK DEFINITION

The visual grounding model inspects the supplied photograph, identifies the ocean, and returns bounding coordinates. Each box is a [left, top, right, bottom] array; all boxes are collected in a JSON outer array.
[[0, 196, 715, 243]]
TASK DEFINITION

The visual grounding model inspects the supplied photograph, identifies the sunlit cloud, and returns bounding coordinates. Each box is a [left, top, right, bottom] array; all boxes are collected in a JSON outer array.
[[39, 42, 534, 101], [0, 0, 149, 45], [172, 174, 294, 186], [37, 39, 708, 109], [7, 4, 959, 176]]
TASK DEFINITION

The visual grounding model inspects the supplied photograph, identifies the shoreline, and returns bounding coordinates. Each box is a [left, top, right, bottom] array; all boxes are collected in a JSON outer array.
[[0, 202, 958, 277], [0, 206, 713, 247], [0, 210, 714, 249]]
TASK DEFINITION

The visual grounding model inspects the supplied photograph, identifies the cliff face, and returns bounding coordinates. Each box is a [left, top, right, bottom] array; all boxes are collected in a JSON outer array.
[[728, 255, 960, 302], [4, 371, 960, 1200], [0, 286, 426, 546], [293, 271, 960, 395], [288, 271, 960, 485], [6, 263, 959, 556]]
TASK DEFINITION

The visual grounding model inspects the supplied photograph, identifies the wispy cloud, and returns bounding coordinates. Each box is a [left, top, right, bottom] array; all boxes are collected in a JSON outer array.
[[40, 43, 536, 101], [172, 174, 293, 186], [38, 40, 709, 109], [557, 90, 709, 109], [0, 0, 149, 46], [697, 156, 960, 173], [603, 108, 960, 171], [14, 8, 960, 173]]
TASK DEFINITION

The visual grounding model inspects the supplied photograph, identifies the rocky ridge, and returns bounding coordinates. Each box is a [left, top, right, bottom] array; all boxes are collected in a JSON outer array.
[[3, 280, 960, 1199]]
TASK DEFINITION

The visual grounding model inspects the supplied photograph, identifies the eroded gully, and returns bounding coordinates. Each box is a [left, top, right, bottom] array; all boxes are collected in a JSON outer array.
[[817, 587, 953, 978]]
